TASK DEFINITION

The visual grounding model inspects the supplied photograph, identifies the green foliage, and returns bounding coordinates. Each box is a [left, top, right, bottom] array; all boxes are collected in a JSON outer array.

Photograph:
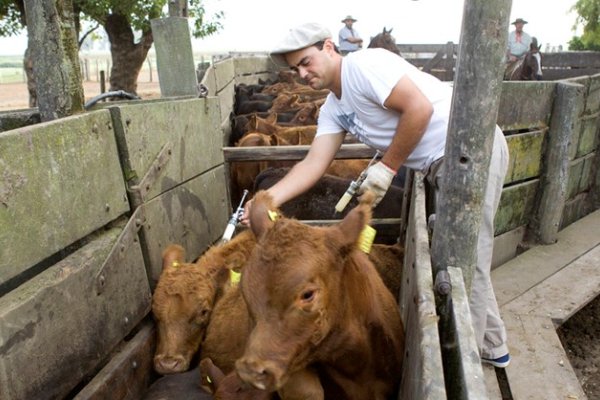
[[0, 0, 24, 36], [189, 0, 224, 38], [569, 0, 600, 50], [0, 0, 224, 39]]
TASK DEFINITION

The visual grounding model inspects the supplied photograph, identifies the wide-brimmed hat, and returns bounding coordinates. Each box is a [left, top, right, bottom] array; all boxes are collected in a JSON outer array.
[[511, 18, 528, 25], [341, 15, 357, 23], [270, 22, 332, 66]]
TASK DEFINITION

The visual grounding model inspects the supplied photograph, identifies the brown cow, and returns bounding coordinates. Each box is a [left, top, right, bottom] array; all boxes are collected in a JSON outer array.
[[152, 230, 256, 375], [200, 357, 324, 400], [236, 191, 405, 399]]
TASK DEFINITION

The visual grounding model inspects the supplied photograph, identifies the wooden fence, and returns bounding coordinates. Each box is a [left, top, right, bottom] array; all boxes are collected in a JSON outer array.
[[398, 43, 600, 82], [1, 53, 599, 399]]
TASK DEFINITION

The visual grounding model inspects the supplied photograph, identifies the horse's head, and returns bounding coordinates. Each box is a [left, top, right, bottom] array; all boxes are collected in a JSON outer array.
[[530, 37, 542, 53], [368, 27, 400, 55]]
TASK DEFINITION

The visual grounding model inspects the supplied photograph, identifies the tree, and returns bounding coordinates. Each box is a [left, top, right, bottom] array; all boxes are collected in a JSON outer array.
[[569, 0, 600, 51], [0, 0, 223, 95]]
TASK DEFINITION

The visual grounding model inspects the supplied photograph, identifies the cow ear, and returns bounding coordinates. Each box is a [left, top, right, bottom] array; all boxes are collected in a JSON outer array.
[[334, 194, 373, 251], [199, 357, 224, 394], [249, 191, 278, 238], [161, 244, 185, 271]]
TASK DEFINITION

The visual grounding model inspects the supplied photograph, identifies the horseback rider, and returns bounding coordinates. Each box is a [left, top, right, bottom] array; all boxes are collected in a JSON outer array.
[[505, 18, 542, 80], [506, 18, 532, 62]]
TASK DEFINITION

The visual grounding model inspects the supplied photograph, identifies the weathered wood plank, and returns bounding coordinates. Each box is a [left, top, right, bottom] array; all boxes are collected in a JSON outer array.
[[223, 143, 377, 161], [566, 155, 595, 200], [576, 114, 599, 158], [399, 173, 446, 400], [497, 82, 555, 130], [495, 180, 539, 236], [0, 109, 40, 132], [217, 81, 235, 128], [0, 111, 130, 286], [73, 322, 156, 400], [583, 74, 600, 113], [213, 57, 235, 93], [543, 51, 600, 69], [397, 43, 459, 54], [532, 81, 584, 244], [491, 226, 526, 269], [504, 129, 545, 184], [447, 267, 488, 399], [235, 73, 274, 86], [0, 222, 151, 400], [151, 17, 197, 97], [141, 166, 230, 286], [233, 56, 275, 76], [200, 64, 217, 96], [110, 98, 223, 205], [561, 192, 588, 229], [543, 68, 600, 81]]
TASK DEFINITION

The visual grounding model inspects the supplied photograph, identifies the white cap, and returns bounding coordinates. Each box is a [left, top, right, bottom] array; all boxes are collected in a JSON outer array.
[[270, 22, 332, 66]]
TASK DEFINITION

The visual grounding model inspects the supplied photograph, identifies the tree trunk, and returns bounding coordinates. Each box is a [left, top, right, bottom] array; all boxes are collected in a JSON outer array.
[[23, 0, 84, 120], [104, 13, 154, 95]]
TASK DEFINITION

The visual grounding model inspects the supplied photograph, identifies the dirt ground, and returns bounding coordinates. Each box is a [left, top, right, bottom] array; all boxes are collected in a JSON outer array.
[[0, 81, 161, 111], [557, 294, 600, 399]]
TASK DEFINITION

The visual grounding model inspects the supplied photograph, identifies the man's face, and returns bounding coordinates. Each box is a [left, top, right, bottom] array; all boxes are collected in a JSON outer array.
[[515, 22, 524, 32], [285, 41, 333, 90]]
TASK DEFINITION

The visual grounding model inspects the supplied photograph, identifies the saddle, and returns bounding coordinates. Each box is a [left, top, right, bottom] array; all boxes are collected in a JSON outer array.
[[504, 58, 523, 80]]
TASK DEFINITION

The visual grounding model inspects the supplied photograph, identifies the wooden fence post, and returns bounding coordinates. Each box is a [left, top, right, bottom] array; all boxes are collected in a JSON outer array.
[[151, 15, 198, 97], [430, 0, 511, 293], [530, 82, 585, 244]]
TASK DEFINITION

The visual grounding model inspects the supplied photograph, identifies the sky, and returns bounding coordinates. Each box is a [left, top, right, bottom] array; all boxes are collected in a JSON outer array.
[[0, 0, 580, 56]]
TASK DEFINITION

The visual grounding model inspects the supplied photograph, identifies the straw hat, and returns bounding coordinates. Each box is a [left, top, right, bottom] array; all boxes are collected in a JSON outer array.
[[341, 15, 357, 23], [511, 18, 528, 25]]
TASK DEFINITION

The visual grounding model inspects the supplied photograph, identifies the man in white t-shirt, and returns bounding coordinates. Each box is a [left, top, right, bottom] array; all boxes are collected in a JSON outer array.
[[242, 22, 510, 369]]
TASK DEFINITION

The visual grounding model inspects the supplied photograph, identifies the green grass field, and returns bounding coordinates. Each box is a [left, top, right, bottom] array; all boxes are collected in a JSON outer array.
[[0, 55, 25, 84]]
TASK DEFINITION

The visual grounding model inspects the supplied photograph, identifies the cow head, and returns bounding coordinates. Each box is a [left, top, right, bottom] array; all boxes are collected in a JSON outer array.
[[236, 191, 373, 391], [152, 232, 255, 375]]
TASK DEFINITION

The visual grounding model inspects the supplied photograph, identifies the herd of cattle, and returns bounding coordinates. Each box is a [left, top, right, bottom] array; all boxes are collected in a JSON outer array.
[[144, 72, 408, 399]]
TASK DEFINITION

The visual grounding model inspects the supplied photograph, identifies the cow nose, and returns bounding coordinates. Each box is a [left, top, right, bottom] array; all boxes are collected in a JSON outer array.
[[235, 357, 281, 391], [154, 354, 188, 374]]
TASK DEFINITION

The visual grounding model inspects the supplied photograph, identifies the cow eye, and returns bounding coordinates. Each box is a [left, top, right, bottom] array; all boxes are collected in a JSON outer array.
[[300, 290, 315, 302]]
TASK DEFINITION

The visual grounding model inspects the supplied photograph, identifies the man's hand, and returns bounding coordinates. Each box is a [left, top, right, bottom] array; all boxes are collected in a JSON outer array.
[[240, 198, 253, 226], [358, 162, 396, 207]]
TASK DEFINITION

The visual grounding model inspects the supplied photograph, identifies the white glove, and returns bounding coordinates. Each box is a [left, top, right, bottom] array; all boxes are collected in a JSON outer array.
[[358, 161, 396, 207]]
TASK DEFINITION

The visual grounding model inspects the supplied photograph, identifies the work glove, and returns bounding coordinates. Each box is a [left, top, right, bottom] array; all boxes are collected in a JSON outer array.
[[358, 161, 396, 207]]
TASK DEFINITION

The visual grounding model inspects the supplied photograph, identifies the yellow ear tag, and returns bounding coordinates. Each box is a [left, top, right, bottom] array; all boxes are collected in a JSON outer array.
[[206, 375, 212, 384], [229, 269, 241, 287], [170, 261, 180, 268], [358, 225, 376, 254], [268, 210, 279, 221]]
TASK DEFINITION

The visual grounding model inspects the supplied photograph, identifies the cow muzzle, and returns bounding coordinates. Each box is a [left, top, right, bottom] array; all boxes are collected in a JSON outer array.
[[153, 354, 190, 375], [235, 356, 284, 391]]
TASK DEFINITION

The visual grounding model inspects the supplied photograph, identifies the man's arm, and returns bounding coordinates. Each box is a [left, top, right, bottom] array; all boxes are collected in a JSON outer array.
[[380, 75, 433, 171]]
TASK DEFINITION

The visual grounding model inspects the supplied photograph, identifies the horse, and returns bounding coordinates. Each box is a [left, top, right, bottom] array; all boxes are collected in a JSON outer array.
[[368, 27, 401, 56], [504, 37, 543, 81]]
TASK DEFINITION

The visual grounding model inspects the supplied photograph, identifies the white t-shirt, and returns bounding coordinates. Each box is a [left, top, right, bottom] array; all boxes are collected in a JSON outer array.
[[316, 48, 452, 172]]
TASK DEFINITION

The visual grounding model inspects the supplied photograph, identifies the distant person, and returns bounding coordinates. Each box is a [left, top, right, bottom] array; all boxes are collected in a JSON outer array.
[[338, 15, 363, 55], [506, 18, 532, 62]]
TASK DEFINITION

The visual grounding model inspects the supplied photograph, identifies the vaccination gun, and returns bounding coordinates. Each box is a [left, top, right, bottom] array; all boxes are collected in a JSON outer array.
[[334, 151, 381, 214], [220, 189, 249, 244]]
